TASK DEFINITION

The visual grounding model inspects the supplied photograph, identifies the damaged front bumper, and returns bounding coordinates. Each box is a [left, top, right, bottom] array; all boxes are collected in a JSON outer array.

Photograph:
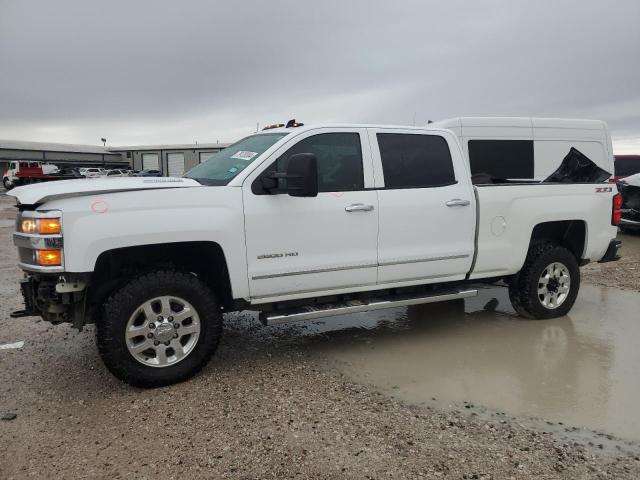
[[11, 273, 89, 329]]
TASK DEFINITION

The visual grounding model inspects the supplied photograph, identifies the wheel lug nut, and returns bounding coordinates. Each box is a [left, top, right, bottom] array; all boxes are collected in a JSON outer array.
[[173, 332, 179, 338], [173, 323, 179, 329], [164, 341, 170, 346], [147, 333, 154, 338], [149, 323, 156, 329], [153, 340, 159, 346], [157, 315, 163, 321], [168, 316, 174, 321]]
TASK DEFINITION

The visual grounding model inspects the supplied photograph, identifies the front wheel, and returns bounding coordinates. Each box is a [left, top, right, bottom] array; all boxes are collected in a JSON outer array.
[[509, 243, 580, 319], [97, 270, 222, 387]]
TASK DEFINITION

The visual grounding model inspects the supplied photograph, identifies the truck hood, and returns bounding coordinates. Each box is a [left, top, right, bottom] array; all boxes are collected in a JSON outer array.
[[7, 177, 202, 205]]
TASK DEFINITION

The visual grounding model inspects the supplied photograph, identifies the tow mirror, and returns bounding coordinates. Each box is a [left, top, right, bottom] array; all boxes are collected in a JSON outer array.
[[262, 153, 318, 197], [285, 153, 318, 197]]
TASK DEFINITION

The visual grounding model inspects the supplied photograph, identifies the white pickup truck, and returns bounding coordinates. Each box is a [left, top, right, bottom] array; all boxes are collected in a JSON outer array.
[[8, 122, 622, 387]]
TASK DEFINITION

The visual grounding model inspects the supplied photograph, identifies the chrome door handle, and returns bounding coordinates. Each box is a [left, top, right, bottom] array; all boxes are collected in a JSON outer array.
[[445, 199, 470, 207], [345, 203, 375, 212]]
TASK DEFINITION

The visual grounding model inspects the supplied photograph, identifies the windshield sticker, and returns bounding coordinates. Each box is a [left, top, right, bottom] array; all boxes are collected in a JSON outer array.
[[230, 151, 258, 161]]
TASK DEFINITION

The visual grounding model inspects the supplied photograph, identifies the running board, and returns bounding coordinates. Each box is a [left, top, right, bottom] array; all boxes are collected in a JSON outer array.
[[260, 288, 478, 326]]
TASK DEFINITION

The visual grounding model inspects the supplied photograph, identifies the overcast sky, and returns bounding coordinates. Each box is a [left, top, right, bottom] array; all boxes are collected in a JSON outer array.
[[1, 0, 639, 152]]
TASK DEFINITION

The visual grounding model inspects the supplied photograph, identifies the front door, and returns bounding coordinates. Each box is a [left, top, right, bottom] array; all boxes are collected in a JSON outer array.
[[243, 128, 379, 301]]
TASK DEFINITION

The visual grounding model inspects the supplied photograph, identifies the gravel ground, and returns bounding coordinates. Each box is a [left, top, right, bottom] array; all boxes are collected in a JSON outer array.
[[1, 192, 640, 479], [581, 232, 640, 291]]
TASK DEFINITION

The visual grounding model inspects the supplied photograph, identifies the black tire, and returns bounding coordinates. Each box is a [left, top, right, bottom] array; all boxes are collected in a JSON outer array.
[[3, 177, 13, 190], [96, 270, 222, 388], [509, 243, 580, 320]]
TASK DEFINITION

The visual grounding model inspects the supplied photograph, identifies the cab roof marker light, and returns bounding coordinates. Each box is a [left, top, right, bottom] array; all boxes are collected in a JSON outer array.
[[262, 123, 285, 131]]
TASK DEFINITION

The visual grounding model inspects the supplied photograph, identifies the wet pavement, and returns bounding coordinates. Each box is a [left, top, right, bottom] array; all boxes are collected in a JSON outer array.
[[294, 283, 640, 442]]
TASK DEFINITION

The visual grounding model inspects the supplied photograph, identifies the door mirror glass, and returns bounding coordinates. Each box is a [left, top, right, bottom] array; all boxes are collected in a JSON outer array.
[[285, 153, 318, 197]]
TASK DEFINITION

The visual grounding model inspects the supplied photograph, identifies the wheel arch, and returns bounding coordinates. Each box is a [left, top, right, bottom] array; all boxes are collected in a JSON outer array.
[[528, 220, 587, 261], [86, 241, 235, 323]]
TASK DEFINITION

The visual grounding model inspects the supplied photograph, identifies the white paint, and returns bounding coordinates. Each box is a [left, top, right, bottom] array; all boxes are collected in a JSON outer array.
[[491, 216, 507, 236], [5, 122, 619, 306], [0, 341, 24, 350]]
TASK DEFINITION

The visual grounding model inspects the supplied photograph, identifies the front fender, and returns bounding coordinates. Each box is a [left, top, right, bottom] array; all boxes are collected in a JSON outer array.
[[43, 187, 250, 300]]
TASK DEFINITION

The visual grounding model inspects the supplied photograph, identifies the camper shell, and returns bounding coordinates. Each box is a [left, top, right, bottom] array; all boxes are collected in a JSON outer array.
[[430, 117, 614, 181]]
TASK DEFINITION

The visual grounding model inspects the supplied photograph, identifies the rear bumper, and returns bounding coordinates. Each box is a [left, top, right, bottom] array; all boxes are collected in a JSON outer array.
[[598, 239, 622, 263]]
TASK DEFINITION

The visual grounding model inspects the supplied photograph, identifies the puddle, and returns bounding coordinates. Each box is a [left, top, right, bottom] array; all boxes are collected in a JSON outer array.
[[297, 285, 640, 443]]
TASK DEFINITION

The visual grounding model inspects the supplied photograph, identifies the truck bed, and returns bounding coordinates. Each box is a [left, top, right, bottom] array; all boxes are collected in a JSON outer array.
[[470, 183, 617, 279]]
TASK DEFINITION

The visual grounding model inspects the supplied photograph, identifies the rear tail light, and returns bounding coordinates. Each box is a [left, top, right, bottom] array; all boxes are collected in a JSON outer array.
[[612, 193, 623, 226]]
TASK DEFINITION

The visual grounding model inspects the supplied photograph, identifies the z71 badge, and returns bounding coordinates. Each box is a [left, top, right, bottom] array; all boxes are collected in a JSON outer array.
[[257, 252, 299, 259], [595, 186, 613, 193]]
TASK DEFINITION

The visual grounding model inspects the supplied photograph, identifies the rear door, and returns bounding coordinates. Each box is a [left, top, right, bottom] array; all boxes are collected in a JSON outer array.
[[371, 128, 476, 285], [242, 128, 379, 301]]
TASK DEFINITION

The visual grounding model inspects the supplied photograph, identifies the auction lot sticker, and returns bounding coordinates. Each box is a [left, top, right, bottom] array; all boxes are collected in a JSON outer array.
[[230, 151, 258, 161]]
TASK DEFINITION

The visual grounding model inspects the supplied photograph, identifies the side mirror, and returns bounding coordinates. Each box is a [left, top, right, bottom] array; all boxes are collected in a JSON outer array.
[[285, 153, 318, 197]]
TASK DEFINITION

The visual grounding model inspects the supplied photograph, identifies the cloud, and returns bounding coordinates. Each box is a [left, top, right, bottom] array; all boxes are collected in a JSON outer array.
[[1, 0, 639, 151]]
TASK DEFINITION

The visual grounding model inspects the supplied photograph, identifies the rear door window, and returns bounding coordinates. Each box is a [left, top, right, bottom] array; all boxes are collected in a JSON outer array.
[[377, 133, 456, 188]]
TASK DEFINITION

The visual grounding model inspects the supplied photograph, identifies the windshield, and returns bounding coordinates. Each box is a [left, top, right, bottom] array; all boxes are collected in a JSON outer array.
[[185, 132, 289, 185]]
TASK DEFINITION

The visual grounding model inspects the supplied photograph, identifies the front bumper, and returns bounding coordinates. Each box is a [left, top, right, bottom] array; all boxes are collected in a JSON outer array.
[[598, 239, 622, 263]]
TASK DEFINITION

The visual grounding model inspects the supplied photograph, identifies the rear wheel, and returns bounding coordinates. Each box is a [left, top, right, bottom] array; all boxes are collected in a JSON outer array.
[[97, 270, 222, 387], [509, 243, 580, 319], [3, 177, 14, 190]]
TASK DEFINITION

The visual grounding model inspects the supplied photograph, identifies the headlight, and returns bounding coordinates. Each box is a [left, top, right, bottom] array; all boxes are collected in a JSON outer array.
[[19, 217, 61, 235], [20, 218, 38, 234], [14, 211, 64, 271]]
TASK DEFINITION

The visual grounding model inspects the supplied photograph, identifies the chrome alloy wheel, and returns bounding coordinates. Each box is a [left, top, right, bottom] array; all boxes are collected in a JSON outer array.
[[538, 262, 571, 310], [125, 296, 201, 367]]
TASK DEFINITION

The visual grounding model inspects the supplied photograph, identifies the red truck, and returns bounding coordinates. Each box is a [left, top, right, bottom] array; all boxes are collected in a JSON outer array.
[[2, 161, 78, 190]]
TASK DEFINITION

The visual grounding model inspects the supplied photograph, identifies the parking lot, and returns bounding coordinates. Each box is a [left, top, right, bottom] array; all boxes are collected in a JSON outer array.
[[1, 189, 640, 479]]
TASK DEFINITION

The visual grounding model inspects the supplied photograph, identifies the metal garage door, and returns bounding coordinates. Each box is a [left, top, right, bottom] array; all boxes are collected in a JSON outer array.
[[142, 153, 159, 171], [167, 152, 185, 177], [199, 151, 215, 164]]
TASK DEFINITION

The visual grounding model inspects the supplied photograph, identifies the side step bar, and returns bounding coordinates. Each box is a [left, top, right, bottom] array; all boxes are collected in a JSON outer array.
[[260, 288, 478, 326]]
